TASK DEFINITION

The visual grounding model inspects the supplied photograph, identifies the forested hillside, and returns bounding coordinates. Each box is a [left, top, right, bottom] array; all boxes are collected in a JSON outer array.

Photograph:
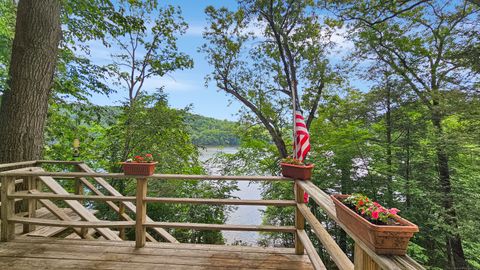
[[185, 114, 239, 146]]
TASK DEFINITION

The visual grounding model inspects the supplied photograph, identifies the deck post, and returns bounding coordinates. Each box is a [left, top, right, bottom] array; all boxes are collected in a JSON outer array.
[[119, 202, 126, 240], [135, 178, 147, 248], [294, 181, 305, 255], [23, 176, 37, 233], [354, 242, 380, 270], [1, 176, 15, 241]]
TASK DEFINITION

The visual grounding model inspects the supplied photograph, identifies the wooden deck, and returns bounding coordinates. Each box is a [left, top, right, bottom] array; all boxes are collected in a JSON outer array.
[[0, 237, 313, 270], [1, 161, 426, 270]]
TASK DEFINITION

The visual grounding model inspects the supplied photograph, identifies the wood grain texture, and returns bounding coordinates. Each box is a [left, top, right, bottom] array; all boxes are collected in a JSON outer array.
[[295, 182, 305, 255], [1, 176, 15, 241], [135, 178, 147, 248], [297, 204, 353, 270], [0, 237, 314, 269], [9, 217, 135, 228], [145, 222, 296, 232], [297, 229, 327, 270]]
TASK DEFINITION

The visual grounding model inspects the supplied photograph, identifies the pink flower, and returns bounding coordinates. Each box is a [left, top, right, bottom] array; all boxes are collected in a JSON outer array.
[[145, 154, 153, 158], [373, 202, 381, 207], [389, 208, 400, 215], [371, 210, 379, 219]]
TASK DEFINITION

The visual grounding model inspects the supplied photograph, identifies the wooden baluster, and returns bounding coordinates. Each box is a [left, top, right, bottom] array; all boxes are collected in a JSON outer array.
[[74, 177, 83, 200], [135, 178, 147, 248], [73, 167, 88, 237], [1, 176, 15, 241], [295, 181, 305, 255], [119, 203, 126, 240], [23, 176, 37, 233], [354, 243, 381, 270]]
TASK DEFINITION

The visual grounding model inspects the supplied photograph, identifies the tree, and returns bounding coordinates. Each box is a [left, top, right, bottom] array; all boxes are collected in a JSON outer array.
[[202, 0, 336, 158], [104, 2, 193, 163], [0, 0, 62, 162], [336, 0, 479, 268]]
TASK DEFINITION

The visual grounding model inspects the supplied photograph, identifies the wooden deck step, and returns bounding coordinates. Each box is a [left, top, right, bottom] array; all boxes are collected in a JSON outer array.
[[38, 175, 122, 241], [77, 163, 178, 243], [27, 208, 98, 238], [0, 237, 313, 269]]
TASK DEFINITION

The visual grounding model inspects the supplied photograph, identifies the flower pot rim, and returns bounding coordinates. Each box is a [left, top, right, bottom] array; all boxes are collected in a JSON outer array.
[[120, 162, 158, 165], [280, 162, 314, 169], [331, 194, 419, 232]]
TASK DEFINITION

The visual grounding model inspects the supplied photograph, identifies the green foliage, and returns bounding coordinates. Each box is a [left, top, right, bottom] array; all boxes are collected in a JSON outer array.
[[0, 0, 15, 93], [185, 114, 239, 146]]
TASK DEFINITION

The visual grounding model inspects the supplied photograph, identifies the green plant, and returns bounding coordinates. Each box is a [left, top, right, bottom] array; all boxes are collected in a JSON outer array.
[[281, 157, 305, 166]]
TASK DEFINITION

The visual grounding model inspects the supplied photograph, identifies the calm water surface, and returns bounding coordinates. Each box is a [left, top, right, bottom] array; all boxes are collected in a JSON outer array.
[[199, 146, 265, 245]]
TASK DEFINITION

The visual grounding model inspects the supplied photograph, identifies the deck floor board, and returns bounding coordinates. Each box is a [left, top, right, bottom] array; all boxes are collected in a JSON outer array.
[[0, 237, 313, 270]]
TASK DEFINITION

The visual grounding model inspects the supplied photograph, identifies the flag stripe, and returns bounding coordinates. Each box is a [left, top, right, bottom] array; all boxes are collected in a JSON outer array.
[[294, 111, 311, 161]]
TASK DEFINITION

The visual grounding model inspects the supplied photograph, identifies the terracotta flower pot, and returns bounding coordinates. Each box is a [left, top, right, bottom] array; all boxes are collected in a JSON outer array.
[[280, 163, 314, 180], [331, 194, 419, 255], [121, 162, 157, 176]]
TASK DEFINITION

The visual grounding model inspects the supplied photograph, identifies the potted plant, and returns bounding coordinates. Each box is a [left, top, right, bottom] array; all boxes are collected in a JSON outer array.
[[280, 157, 314, 180], [121, 154, 157, 176], [331, 193, 419, 255]]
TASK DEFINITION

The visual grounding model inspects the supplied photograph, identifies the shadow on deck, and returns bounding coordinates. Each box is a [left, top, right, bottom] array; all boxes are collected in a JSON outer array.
[[0, 237, 313, 270]]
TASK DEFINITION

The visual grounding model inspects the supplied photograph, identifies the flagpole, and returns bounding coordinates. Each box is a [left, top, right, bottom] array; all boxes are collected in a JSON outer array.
[[291, 86, 297, 160]]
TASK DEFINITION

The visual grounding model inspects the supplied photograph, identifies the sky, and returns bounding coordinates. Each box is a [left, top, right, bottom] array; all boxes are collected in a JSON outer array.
[[86, 0, 368, 121]]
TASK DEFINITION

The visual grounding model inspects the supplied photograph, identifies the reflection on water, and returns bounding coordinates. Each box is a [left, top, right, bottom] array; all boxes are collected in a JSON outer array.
[[199, 146, 265, 246]]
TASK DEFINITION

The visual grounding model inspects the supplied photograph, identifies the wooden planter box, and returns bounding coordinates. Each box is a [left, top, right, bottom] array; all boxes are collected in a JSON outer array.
[[280, 163, 314, 180], [331, 194, 419, 255], [121, 162, 157, 176]]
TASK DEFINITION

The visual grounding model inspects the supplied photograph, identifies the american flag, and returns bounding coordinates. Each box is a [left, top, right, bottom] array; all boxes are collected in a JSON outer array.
[[294, 110, 311, 161]]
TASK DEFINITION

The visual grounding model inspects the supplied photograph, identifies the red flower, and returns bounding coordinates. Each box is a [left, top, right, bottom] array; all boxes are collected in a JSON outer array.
[[358, 200, 364, 206], [371, 210, 379, 219], [145, 154, 152, 158], [303, 192, 309, 203], [134, 155, 144, 162]]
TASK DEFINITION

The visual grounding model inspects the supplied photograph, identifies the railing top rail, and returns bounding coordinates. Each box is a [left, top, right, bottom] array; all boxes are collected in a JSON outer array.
[[0, 160, 37, 170], [35, 160, 85, 165], [0, 169, 292, 181]]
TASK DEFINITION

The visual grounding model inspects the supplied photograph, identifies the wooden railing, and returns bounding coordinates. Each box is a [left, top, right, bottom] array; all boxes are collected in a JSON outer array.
[[0, 160, 424, 270]]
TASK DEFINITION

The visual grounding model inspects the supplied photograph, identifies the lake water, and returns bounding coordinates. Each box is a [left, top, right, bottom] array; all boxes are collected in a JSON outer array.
[[198, 146, 265, 245]]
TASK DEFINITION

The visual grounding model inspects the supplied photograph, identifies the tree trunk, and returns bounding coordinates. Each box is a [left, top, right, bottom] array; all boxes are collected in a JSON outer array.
[[431, 113, 468, 270], [405, 126, 411, 209], [339, 166, 351, 251], [0, 0, 61, 163], [385, 84, 393, 205]]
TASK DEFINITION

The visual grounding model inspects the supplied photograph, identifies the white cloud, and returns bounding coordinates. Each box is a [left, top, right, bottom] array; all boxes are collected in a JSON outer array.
[[142, 77, 197, 93], [186, 25, 205, 36]]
